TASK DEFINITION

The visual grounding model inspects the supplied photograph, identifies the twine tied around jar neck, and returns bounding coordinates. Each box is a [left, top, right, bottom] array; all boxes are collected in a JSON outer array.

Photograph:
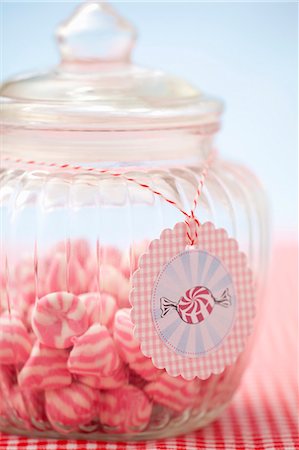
[[3, 151, 215, 246]]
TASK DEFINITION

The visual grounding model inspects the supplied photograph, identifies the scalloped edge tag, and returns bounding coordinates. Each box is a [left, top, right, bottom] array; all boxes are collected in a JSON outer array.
[[130, 222, 255, 380]]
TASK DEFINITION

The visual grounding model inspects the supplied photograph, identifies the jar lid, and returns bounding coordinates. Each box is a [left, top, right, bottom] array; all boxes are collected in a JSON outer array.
[[0, 2, 222, 132]]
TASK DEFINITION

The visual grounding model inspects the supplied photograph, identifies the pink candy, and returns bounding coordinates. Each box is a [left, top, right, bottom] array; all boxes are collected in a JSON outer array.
[[68, 239, 92, 267], [0, 271, 8, 313], [0, 365, 15, 414], [120, 241, 149, 279], [0, 365, 45, 426], [68, 324, 121, 377], [92, 265, 130, 309], [161, 286, 231, 325], [45, 381, 96, 432], [78, 363, 128, 390], [0, 311, 32, 365], [10, 385, 45, 425], [99, 385, 152, 433], [14, 257, 36, 302], [44, 253, 88, 296], [40, 239, 94, 296], [144, 372, 200, 412], [114, 309, 161, 381], [80, 292, 117, 329], [101, 246, 122, 268], [18, 341, 72, 390], [32, 292, 89, 348]]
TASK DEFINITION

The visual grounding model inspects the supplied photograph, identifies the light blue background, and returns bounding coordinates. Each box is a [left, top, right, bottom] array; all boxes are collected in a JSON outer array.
[[1, 1, 298, 233]]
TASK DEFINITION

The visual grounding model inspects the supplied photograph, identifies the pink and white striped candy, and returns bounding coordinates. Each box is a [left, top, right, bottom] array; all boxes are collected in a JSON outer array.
[[51, 239, 91, 268], [129, 357, 161, 382], [25, 304, 34, 331], [99, 385, 152, 433], [100, 264, 130, 309], [0, 311, 32, 365], [78, 362, 128, 390], [113, 309, 161, 381], [80, 292, 117, 329], [45, 381, 96, 432], [0, 272, 8, 313], [0, 365, 14, 416], [196, 363, 243, 410], [68, 324, 121, 377], [117, 279, 131, 310], [45, 252, 88, 296], [3, 257, 35, 325], [113, 309, 139, 364], [14, 256, 36, 307], [85, 247, 123, 290], [144, 372, 200, 412], [161, 286, 231, 325], [177, 286, 215, 324], [18, 341, 72, 390], [10, 386, 46, 425], [120, 241, 149, 279], [70, 239, 92, 267], [32, 292, 89, 349], [128, 370, 148, 390], [101, 246, 122, 268], [91, 265, 131, 309]]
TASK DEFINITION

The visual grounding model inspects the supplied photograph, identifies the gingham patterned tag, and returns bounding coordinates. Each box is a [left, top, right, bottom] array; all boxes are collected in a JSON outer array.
[[130, 222, 255, 380]]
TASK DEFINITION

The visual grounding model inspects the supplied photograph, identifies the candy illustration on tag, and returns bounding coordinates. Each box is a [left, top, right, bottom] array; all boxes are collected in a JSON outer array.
[[160, 286, 231, 324], [151, 248, 237, 360], [131, 222, 255, 380]]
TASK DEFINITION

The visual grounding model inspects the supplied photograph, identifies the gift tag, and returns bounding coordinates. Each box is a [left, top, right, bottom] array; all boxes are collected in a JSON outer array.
[[130, 222, 255, 380]]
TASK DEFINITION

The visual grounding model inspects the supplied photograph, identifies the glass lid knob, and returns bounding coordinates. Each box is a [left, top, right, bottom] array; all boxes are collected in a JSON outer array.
[[56, 1, 137, 65]]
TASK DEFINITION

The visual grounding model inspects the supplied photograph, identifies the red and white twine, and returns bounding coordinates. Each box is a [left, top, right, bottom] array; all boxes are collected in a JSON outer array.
[[2, 152, 216, 245]]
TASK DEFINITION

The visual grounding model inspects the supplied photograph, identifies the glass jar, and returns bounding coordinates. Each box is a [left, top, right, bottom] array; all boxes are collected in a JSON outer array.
[[0, 1, 269, 441]]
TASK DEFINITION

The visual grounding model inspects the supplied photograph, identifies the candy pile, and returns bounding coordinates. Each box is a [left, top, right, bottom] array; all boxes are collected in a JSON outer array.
[[0, 239, 241, 435]]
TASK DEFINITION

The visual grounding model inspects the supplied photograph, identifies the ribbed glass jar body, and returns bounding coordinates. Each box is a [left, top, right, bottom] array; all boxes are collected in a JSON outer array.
[[0, 127, 268, 440]]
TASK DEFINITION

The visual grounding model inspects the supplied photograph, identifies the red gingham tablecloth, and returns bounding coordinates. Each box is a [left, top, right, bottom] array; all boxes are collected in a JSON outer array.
[[0, 240, 298, 449]]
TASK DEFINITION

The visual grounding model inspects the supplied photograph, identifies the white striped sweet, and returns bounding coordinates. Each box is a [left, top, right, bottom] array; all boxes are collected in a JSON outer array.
[[0, 271, 7, 313], [77, 362, 129, 390], [0, 397, 8, 422], [0, 365, 14, 416], [161, 286, 231, 325], [99, 385, 152, 433], [117, 278, 131, 309], [101, 245, 122, 268], [45, 381, 96, 432], [10, 385, 46, 425], [34, 254, 52, 298], [3, 261, 35, 326], [14, 257, 36, 306], [129, 357, 162, 382], [18, 341, 72, 390], [70, 239, 92, 267], [68, 324, 121, 377], [144, 372, 200, 412], [32, 292, 89, 349], [25, 304, 34, 331], [113, 309, 161, 381], [51, 239, 91, 268], [196, 363, 242, 411], [85, 246, 123, 290], [120, 241, 149, 279], [79, 292, 117, 329], [91, 265, 131, 309], [128, 370, 148, 390], [44, 252, 88, 296], [0, 311, 32, 365]]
